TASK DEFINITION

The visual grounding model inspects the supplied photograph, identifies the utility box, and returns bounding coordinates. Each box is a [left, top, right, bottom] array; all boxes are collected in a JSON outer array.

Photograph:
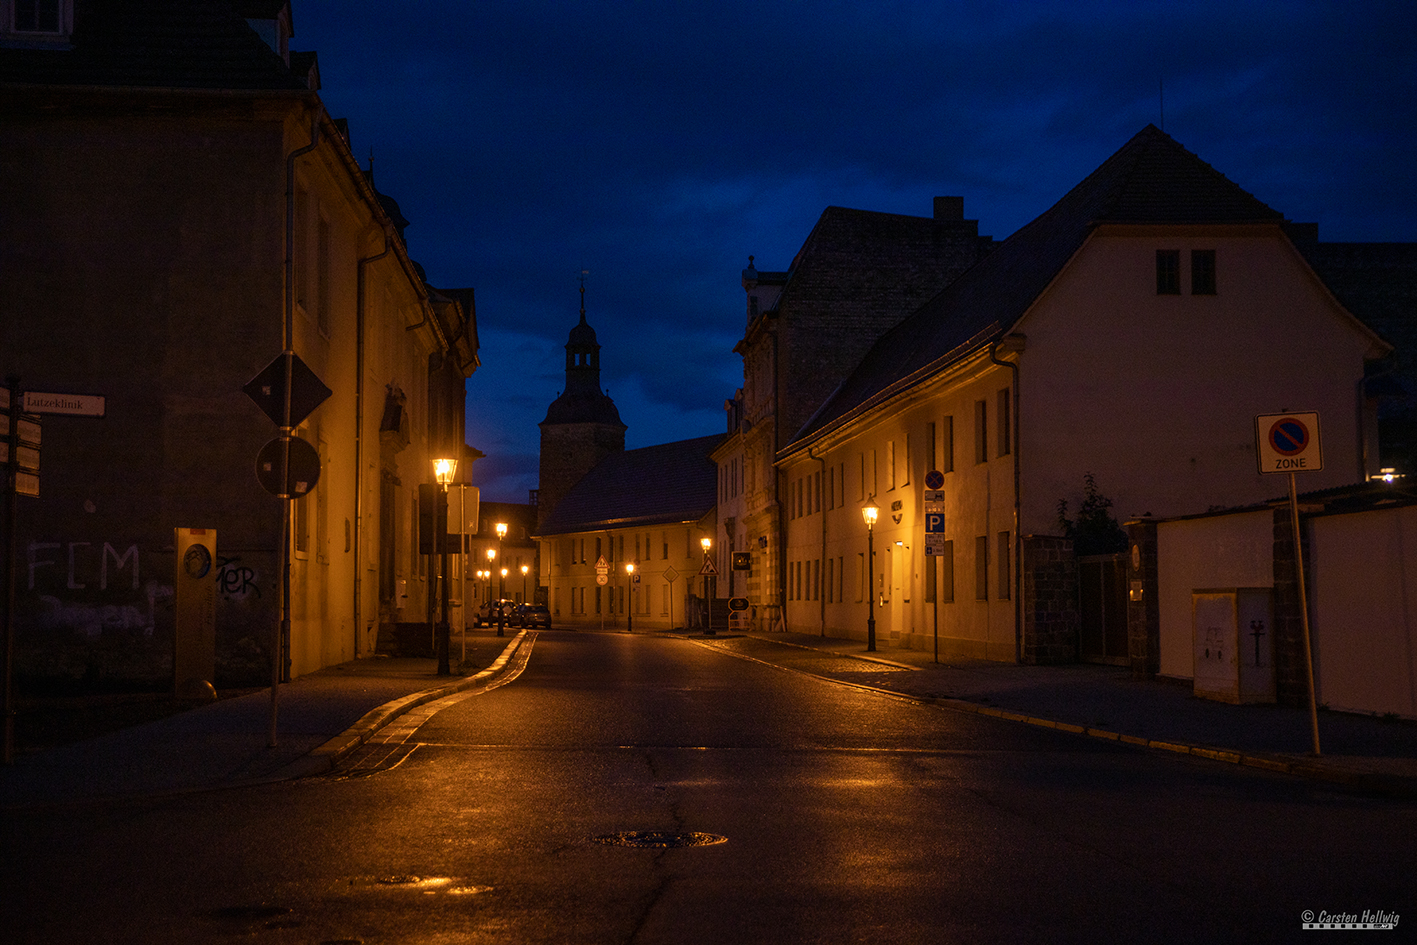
[[1192, 588, 1275, 704], [174, 527, 218, 699]]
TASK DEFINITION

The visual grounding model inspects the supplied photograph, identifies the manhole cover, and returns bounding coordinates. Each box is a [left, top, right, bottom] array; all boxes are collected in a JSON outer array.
[[593, 831, 727, 848]]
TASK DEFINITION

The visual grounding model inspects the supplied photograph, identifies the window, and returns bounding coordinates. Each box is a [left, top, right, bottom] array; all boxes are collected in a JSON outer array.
[[942, 416, 954, 473], [903, 433, 912, 486], [997, 389, 1011, 458], [6, 0, 71, 42], [997, 531, 1011, 600], [887, 440, 897, 490], [1192, 249, 1216, 295], [974, 400, 988, 464], [316, 214, 331, 336], [826, 557, 835, 603], [1156, 250, 1180, 294], [856, 552, 866, 602], [975, 535, 989, 600]]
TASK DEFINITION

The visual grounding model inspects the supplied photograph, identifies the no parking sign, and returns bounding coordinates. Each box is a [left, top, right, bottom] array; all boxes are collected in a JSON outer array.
[[1255, 412, 1322, 474]]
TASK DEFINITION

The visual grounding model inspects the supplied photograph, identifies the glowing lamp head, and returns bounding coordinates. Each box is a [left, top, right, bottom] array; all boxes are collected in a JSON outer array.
[[862, 498, 879, 529], [433, 457, 457, 485], [626, 562, 635, 575], [501, 567, 508, 578], [701, 536, 712, 552], [521, 564, 530, 576], [486, 548, 496, 562], [496, 522, 508, 540]]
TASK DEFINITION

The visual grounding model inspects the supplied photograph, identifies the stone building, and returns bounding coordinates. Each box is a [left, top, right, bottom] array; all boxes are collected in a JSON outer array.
[[717, 198, 993, 631], [536, 286, 626, 532], [0, 1, 478, 684]]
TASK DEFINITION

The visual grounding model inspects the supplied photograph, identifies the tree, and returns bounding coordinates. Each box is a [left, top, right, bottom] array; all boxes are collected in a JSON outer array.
[[1056, 473, 1128, 556]]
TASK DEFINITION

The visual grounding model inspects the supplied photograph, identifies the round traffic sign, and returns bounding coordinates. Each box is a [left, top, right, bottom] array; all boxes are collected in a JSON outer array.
[[1268, 417, 1310, 456], [256, 436, 321, 498], [596, 574, 609, 586], [924, 469, 945, 490]]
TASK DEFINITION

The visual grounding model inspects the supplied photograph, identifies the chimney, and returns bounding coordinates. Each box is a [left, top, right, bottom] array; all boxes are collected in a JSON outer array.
[[933, 196, 964, 221]]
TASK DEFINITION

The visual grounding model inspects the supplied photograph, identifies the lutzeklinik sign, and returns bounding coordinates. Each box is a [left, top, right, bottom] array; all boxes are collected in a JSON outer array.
[[1255, 412, 1322, 474]]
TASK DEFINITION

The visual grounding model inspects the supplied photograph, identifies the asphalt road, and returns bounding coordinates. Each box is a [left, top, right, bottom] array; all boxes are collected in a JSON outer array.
[[3, 630, 1414, 944]]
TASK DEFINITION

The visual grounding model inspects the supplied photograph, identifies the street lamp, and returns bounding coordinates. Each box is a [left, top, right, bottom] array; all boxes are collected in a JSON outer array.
[[495, 520, 508, 601], [626, 562, 636, 633], [862, 497, 879, 652], [700, 536, 714, 636], [498, 567, 509, 636], [433, 456, 458, 675], [521, 563, 530, 603]]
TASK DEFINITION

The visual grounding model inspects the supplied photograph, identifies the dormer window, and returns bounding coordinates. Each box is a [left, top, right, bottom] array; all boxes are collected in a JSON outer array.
[[3, 0, 73, 47]]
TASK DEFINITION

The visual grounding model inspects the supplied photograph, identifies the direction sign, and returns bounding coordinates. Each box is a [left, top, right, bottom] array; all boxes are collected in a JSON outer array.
[[924, 469, 945, 490], [22, 391, 106, 417], [1255, 412, 1323, 474], [925, 534, 947, 557], [732, 552, 752, 570], [255, 436, 322, 498], [244, 352, 332, 428], [729, 597, 750, 612]]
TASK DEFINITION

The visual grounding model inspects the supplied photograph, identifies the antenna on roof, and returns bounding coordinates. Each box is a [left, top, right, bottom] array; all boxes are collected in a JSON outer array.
[[578, 269, 589, 323]]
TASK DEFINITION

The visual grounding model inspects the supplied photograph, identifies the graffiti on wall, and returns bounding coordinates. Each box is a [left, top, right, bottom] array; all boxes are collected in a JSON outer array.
[[216, 555, 262, 601]]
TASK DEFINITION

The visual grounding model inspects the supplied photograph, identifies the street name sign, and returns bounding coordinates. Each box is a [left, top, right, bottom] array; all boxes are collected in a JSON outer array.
[[1255, 412, 1322, 474], [22, 391, 106, 417]]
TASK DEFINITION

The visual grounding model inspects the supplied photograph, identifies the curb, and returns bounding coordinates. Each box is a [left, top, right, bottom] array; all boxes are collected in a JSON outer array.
[[690, 635, 1417, 800], [307, 630, 532, 767]]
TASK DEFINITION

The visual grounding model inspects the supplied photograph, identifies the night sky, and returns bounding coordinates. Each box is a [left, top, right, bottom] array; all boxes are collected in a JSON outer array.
[[297, 1, 1417, 503]]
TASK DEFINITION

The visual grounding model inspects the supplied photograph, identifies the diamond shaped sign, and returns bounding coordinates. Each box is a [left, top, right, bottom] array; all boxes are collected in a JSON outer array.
[[243, 352, 332, 428]]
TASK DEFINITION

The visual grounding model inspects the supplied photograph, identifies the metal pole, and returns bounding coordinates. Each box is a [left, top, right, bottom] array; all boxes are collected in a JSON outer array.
[[2, 378, 19, 764], [436, 483, 451, 675], [867, 525, 876, 652], [269, 500, 288, 747], [458, 486, 467, 666], [1289, 472, 1321, 756]]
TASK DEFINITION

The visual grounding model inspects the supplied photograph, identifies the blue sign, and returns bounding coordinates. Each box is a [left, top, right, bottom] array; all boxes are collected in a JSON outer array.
[[925, 513, 945, 533]]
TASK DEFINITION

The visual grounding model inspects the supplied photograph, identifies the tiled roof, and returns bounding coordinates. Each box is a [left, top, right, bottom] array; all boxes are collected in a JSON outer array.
[[0, 0, 308, 91], [536, 434, 723, 536], [788, 125, 1286, 448]]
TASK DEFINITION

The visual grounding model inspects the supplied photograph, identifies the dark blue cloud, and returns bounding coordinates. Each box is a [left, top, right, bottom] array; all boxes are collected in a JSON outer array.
[[299, 0, 1417, 501]]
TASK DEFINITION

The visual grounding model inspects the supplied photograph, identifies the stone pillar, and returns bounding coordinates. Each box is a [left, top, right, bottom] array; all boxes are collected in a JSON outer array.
[[1021, 535, 1079, 664], [1124, 518, 1160, 678]]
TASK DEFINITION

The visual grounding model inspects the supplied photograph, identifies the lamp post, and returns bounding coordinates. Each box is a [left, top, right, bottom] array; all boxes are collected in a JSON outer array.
[[433, 457, 458, 675], [862, 497, 878, 652], [626, 562, 636, 633], [498, 567, 509, 636], [521, 563, 530, 604], [701, 536, 714, 636]]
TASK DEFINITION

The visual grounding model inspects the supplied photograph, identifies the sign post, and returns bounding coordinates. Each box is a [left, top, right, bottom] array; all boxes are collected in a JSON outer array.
[[924, 473, 946, 663], [1255, 412, 1323, 756]]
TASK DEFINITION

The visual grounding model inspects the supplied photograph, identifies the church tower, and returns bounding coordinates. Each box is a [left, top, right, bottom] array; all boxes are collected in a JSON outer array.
[[537, 282, 626, 529]]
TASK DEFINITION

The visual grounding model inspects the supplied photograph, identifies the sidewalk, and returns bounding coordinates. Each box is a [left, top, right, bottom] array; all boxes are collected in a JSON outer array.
[[0, 630, 531, 808], [715, 631, 1417, 798]]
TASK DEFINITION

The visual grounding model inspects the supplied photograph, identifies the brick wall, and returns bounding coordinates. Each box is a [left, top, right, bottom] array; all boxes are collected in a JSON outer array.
[[1021, 535, 1079, 664]]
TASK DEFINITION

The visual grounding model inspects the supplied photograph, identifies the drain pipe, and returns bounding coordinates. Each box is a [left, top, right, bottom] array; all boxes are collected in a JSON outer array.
[[808, 445, 827, 636], [990, 335, 1023, 662], [353, 227, 392, 657]]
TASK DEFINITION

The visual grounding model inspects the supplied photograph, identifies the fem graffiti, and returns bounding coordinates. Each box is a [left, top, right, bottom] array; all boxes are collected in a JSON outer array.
[[28, 540, 140, 591]]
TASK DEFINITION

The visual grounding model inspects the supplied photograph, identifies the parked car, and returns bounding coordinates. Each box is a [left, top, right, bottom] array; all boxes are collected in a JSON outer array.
[[475, 599, 516, 628], [513, 602, 552, 629]]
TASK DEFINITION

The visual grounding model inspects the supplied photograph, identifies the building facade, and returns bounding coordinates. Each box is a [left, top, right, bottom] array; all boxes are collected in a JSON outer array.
[[720, 198, 993, 632], [0, 1, 478, 684], [773, 126, 1390, 663]]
